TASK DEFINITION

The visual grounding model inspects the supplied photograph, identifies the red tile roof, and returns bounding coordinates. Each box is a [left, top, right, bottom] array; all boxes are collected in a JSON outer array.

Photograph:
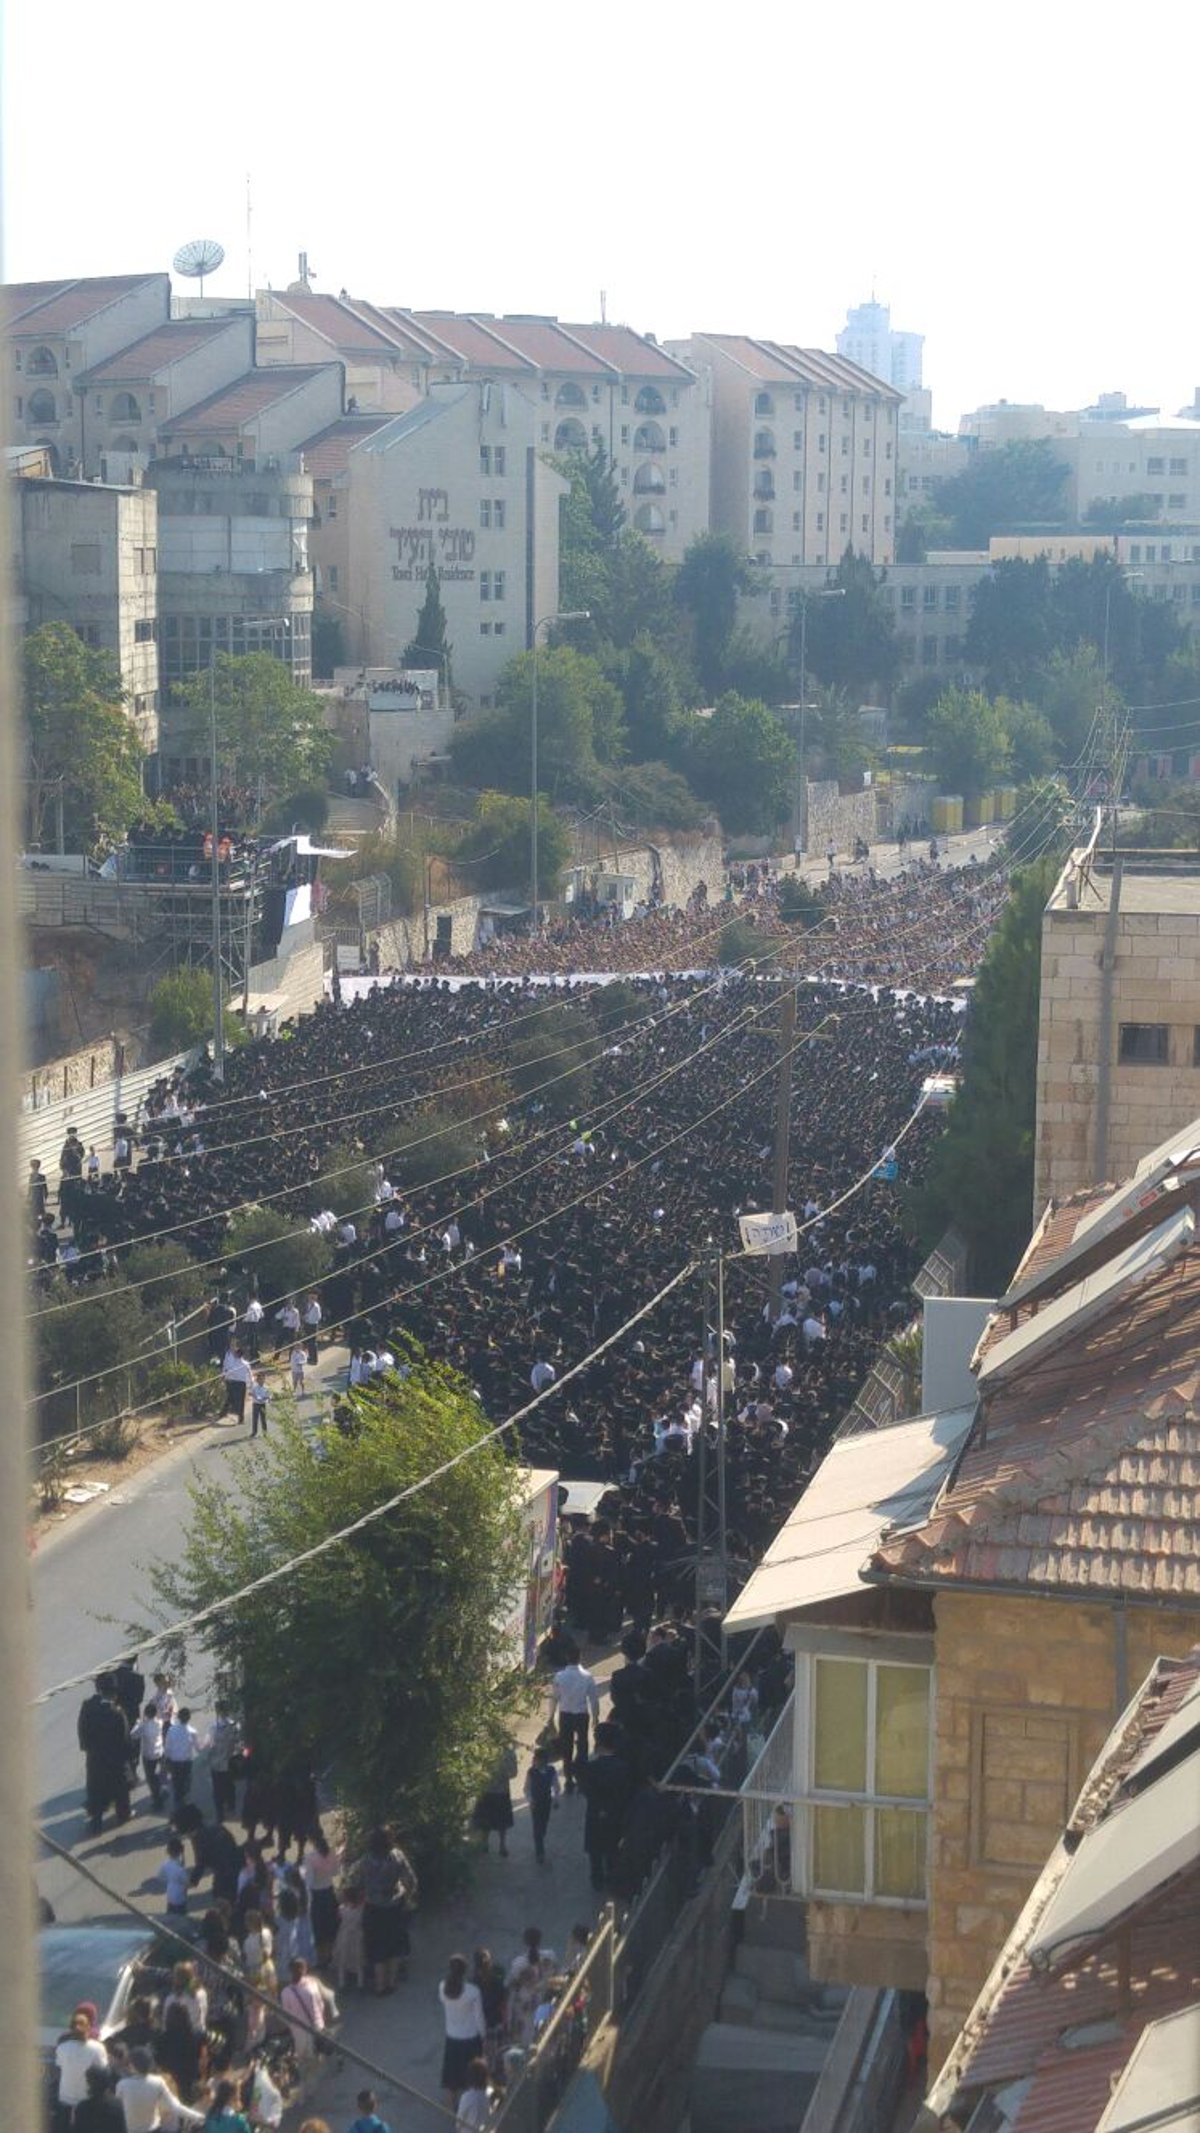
[[79, 319, 243, 384], [405, 313, 534, 373], [869, 1184, 1200, 1602], [270, 293, 413, 358], [3, 274, 166, 334], [488, 317, 611, 373], [692, 334, 902, 399], [299, 414, 392, 479], [160, 366, 339, 437], [561, 323, 695, 379], [695, 334, 810, 383]]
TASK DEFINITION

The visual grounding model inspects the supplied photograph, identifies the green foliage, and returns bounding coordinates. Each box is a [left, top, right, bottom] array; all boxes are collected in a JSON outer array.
[[174, 654, 332, 806], [720, 629, 791, 706], [23, 622, 148, 853], [717, 916, 770, 968], [592, 980, 649, 1034], [507, 1003, 598, 1119], [121, 1242, 210, 1326], [36, 1275, 148, 1426], [457, 791, 571, 897], [925, 688, 1012, 798], [224, 1207, 333, 1302], [451, 646, 626, 804], [143, 1365, 531, 1880], [895, 505, 953, 564], [605, 636, 686, 761], [675, 534, 758, 698], [391, 1106, 484, 1188], [908, 858, 1059, 1290], [260, 784, 330, 837], [966, 553, 1184, 702], [806, 687, 872, 787], [1034, 647, 1119, 762], [799, 550, 899, 697], [933, 440, 1070, 549], [149, 967, 222, 1053], [402, 564, 454, 694], [777, 874, 822, 928], [140, 1359, 225, 1419], [1000, 697, 1057, 783], [1083, 494, 1161, 530], [686, 692, 795, 835]]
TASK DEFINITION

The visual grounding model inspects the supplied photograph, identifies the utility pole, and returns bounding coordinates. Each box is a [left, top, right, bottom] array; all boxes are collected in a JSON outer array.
[[209, 660, 226, 1081], [693, 1245, 729, 1699], [767, 981, 798, 1319]]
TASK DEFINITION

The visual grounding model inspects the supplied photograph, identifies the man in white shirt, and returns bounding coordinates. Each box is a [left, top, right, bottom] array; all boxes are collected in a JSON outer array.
[[55, 2012, 108, 2113], [530, 1357, 556, 1394], [802, 1312, 827, 1350], [221, 1342, 253, 1424], [118, 2046, 205, 2129], [242, 1294, 264, 1360], [275, 1299, 301, 1354], [551, 1648, 600, 1791], [164, 1706, 200, 1812], [303, 1293, 322, 1364]]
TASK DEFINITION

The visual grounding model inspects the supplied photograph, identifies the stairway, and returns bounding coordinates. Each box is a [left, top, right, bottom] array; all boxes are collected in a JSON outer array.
[[690, 1899, 847, 2133]]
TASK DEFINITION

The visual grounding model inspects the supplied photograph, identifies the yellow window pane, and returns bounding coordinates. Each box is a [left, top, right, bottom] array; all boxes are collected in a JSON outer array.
[[812, 1803, 866, 1894], [875, 1808, 927, 1899], [874, 1666, 930, 1799], [813, 1659, 868, 1792]]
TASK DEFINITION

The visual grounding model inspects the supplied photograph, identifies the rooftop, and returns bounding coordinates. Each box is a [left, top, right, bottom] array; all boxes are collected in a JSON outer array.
[[266, 292, 417, 359], [298, 413, 392, 479], [78, 318, 244, 385], [1049, 853, 1200, 916], [2, 274, 167, 335], [159, 365, 339, 437]]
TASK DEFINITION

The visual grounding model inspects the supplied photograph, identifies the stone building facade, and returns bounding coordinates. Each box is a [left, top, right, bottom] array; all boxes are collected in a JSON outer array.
[[17, 475, 160, 748]]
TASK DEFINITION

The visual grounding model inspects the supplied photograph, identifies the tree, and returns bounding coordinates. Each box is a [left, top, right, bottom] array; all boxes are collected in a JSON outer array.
[[607, 760, 706, 830], [608, 635, 685, 762], [675, 534, 757, 698], [150, 967, 228, 1054], [402, 564, 454, 695], [965, 557, 1058, 695], [224, 1208, 334, 1303], [806, 686, 872, 787], [175, 655, 332, 807], [933, 440, 1070, 549], [311, 606, 346, 680], [1083, 494, 1160, 531], [450, 647, 625, 804], [799, 550, 899, 697], [23, 623, 147, 853], [908, 858, 1060, 1290], [1033, 646, 1120, 763], [144, 1361, 530, 1882], [457, 791, 571, 896], [508, 1003, 598, 1118], [686, 692, 795, 835], [925, 688, 1011, 798], [895, 505, 953, 564], [998, 696, 1057, 782]]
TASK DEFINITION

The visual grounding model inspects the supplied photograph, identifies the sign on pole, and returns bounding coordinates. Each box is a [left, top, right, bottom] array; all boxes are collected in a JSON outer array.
[[738, 1210, 798, 1257]]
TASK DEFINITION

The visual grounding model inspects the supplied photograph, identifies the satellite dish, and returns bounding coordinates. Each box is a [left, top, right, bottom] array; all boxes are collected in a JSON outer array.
[[172, 238, 226, 299]]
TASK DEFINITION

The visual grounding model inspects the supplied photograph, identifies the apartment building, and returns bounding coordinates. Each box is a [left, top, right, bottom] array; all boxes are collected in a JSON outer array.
[[674, 334, 901, 568], [255, 290, 439, 412], [298, 412, 391, 629], [741, 556, 987, 684], [16, 475, 160, 748], [3, 273, 170, 474], [147, 367, 341, 731], [75, 314, 254, 482], [1070, 411, 1200, 525], [343, 379, 566, 708], [727, 1115, 1200, 2071]]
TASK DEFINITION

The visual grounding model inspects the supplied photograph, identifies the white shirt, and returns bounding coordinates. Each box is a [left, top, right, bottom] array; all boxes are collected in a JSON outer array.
[[222, 1351, 253, 1384], [116, 2069, 204, 2129], [439, 1977, 485, 2040], [243, 1299, 264, 1324], [303, 1300, 322, 1328], [553, 1663, 600, 1718], [55, 2035, 107, 2106], [530, 1360, 556, 1392], [164, 1718, 199, 1764], [457, 2089, 494, 2132]]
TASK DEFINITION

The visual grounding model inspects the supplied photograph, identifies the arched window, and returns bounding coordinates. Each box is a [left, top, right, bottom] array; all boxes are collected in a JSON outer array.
[[635, 385, 666, 415], [554, 417, 588, 452], [28, 388, 57, 424], [634, 502, 666, 535], [754, 391, 774, 417], [753, 472, 775, 500], [753, 507, 773, 535], [27, 345, 58, 377], [633, 462, 666, 495], [753, 429, 775, 459], [555, 382, 587, 408], [633, 421, 666, 453], [110, 391, 142, 423]]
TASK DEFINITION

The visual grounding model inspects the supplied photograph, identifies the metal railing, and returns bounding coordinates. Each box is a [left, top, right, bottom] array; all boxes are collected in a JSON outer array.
[[740, 1690, 796, 1894], [493, 1910, 616, 2133]]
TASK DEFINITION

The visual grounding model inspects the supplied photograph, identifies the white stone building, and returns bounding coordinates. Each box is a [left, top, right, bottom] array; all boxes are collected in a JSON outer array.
[[343, 380, 566, 709], [16, 474, 161, 749], [76, 315, 254, 483], [3, 273, 170, 475], [673, 335, 901, 569]]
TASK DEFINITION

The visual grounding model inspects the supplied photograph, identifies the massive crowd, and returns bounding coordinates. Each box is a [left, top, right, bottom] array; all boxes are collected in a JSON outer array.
[[42, 855, 1001, 2130]]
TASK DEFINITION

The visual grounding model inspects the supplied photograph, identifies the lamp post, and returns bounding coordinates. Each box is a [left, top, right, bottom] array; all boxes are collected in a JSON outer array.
[[530, 610, 589, 929]]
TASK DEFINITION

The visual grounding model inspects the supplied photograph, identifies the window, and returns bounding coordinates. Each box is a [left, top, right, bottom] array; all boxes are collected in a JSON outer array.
[[480, 499, 491, 530], [327, 493, 338, 519], [620, 425, 629, 446], [1119, 1022, 1170, 1065], [27, 345, 57, 377], [817, 473, 825, 493], [1169, 494, 1186, 510], [636, 385, 666, 416], [922, 634, 939, 665], [555, 381, 587, 408], [493, 570, 506, 602], [134, 617, 157, 642], [28, 388, 56, 424], [794, 393, 804, 411], [884, 477, 892, 496], [328, 566, 338, 592], [970, 1709, 1081, 1871], [494, 621, 506, 636], [886, 441, 893, 460], [840, 513, 848, 534], [669, 426, 678, 447], [1146, 456, 1165, 474], [1170, 457, 1188, 476], [793, 511, 802, 531], [818, 396, 826, 414], [861, 514, 869, 534], [793, 472, 802, 491], [841, 435, 849, 455], [480, 446, 491, 477], [840, 474, 848, 495], [480, 621, 492, 636], [901, 586, 916, 611], [540, 423, 550, 443], [793, 431, 804, 449], [816, 512, 825, 531], [809, 1658, 930, 1901], [754, 391, 774, 418], [479, 571, 491, 602], [494, 500, 505, 530], [494, 447, 506, 476], [944, 585, 960, 611], [1130, 544, 1142, 562], [753, 507, 773, 535], [862, 476, 871, 495], [923, 585, 938, 610], [70, 542, 101, 574]]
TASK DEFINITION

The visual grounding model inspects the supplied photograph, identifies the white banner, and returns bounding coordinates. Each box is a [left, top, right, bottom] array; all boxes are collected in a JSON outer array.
[[738, 1210, 798, 1257]]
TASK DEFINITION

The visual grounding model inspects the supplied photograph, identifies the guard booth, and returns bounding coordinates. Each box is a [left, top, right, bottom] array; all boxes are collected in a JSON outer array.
[[595, 872, 638, 921]]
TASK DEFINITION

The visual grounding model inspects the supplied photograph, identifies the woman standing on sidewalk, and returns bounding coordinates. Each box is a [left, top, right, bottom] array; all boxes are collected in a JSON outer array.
[[438, 1954, 485, 2111]]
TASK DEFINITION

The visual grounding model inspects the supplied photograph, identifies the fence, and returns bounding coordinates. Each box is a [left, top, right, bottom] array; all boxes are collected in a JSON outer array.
[[18, 1048, 194, 1183], [494, 1912, 617, 2133], [739, 1690, 797, 1895]]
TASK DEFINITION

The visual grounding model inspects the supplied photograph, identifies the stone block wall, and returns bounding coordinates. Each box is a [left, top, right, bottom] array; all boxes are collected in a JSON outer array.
[[1036, 903, 1200, 1209], [926, 1588, 1200, 2070], [24, 1036, 129, 1111], [806, 782, 879, 857]]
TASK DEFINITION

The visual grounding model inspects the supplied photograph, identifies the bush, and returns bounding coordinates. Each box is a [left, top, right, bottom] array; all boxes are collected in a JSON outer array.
[[225, 1208, 332, 1303], [261, 784, 330, 836], [141, 1359, 225, 1421], [507, 1005, 598, 1119], [777, 876, 822, 929], [592, 980, 649, 1035], [149, 968, 247, 1057], [717, 917, 769, 968], [391, 1107, 482, 1188], [121, 1242, 210, 1324]]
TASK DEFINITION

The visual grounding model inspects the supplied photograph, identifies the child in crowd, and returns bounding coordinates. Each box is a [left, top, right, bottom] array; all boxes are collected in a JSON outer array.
[[159, 1835, 189, 1917]]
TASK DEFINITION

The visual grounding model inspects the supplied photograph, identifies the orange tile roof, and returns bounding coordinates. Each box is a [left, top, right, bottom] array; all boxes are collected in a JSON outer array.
[[160, 365, 338, 437], [869, 1185, 1200, 1602], [404, 313, 534, 373], [3, 274, 166, 334], [299, 413, 391, 479], [560, 322, 695, 379], [79, 318, 242, 384], [271, 293, 413, 358]]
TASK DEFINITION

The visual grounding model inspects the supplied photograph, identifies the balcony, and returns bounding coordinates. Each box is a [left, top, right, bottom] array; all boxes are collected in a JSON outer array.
[[753, 438, 777, 460]]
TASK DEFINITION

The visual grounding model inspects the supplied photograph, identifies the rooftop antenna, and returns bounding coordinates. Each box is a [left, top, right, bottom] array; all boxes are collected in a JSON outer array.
[[246, 174, 253, 300], [173, 238, 226, 302], [600, 288, 607, 324]]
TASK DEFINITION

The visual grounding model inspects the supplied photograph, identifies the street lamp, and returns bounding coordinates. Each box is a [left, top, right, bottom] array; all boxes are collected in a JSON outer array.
[[530, 610, 589, 929]]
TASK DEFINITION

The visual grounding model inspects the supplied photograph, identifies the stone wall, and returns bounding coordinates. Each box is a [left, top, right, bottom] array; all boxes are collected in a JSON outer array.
[[926, 1587, 1200, 2069], [1036, 898, 1200, 1209], [23, 1035, 131, 1112], [806, 782, 880, 857]]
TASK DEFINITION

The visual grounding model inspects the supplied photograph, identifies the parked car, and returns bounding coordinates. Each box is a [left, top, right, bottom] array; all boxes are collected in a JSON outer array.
[[39, 1924, 160, 2054]]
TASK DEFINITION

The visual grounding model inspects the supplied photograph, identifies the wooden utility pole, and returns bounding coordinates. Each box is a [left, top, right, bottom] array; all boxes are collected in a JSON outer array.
[[767, 983, 797, 1319]]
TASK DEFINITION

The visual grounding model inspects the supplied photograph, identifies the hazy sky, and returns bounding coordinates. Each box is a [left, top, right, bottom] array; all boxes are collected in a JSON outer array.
[[6, 0, 1195, 430]]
